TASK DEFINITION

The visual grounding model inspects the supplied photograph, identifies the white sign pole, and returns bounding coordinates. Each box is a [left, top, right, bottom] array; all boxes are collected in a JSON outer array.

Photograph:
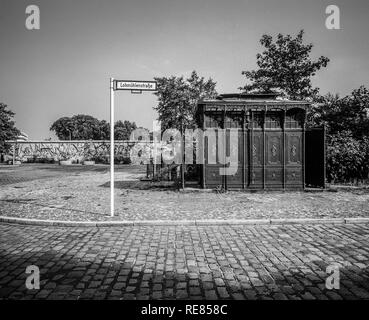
[[110, 77, 115, 217], [109, 79, 156, 217]]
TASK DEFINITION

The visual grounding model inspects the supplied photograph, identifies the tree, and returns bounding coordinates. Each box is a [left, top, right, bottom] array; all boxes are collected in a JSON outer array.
[[343, 86, 369, 138], [98, 120, 110, 140], [240, 30, 330, 100], [306, 93, 342, 130], [154, 71, 217, 131], [310, 86, 369, 138], [114, 120, 137, 140], [50, 115, 139, 140], [50, 116, 78, 140], [0, 103, 20, 153], [310, 86, 369, 183], [68, 115, 101, 140]]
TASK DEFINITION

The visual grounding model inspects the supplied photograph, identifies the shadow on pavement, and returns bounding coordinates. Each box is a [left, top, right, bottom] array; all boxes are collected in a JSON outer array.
[[1, 224, 369, 300]]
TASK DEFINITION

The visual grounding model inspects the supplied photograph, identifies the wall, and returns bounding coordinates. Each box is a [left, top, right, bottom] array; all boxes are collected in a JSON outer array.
[[4, 140, 153, 164]]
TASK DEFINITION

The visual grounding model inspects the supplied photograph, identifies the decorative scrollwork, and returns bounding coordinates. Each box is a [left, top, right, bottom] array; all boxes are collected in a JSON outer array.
[[291, 145, 297, 157], [271, 144, 277, 157], [252, 144, 257, 157]]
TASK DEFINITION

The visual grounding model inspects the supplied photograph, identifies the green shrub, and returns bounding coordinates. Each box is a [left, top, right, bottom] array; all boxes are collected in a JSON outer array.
[[327, 131, 369, 183]]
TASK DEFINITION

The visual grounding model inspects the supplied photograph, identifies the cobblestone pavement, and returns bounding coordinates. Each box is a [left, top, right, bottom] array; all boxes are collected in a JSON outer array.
[[0, 223, 369, 300], [1, 165, 369, 221]]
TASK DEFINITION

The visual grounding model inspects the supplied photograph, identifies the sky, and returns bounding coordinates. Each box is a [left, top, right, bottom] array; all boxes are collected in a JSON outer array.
[[0, 0, 368, 139]]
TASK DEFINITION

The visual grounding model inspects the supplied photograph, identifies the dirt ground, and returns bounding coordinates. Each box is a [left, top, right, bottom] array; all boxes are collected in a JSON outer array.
[[0, 164, 368, 221]]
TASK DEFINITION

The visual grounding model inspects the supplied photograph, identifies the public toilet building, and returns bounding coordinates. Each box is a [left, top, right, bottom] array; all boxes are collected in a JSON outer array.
[[195, 93, 325, 190]]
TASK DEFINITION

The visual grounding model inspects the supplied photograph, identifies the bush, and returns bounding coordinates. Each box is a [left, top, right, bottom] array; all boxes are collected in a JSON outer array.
[[114, 155, 131, 164], [327, 131, 369, 183]]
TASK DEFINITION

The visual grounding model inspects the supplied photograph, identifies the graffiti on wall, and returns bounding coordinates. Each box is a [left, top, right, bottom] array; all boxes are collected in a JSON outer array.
[[6, 141, 154, 164]]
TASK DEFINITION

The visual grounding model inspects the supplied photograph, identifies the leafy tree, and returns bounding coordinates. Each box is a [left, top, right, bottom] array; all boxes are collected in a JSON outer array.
[[154, 71, 217, 131], [114, 120, 137, 140], [68, 115, 101, 140], [311, 86, 369, 183], [50, 115, 139, 140], [0, 103, 20, 153], [98, 120, 110, 140], [50, 116, 78, 140], [240, 30, 329, 100], [310, 86, 369, 138], [306, 93, 342, 130], [342, 86, 369, 138]]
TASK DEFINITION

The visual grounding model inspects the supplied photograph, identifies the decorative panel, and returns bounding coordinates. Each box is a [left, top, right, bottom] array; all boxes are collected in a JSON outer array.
[[226, 129, 243, 165], [266, 168, 283, 185], [205, 112, 223, 128], [252, 133, 263, 165], [249, 167, 263, 186], [286, 167, 303, 185], [266, 133, 282, 165], [285, 109, 304, 129], [265, 111, 282, 129], [205, 165, 223, 187], [204, 132, 218, 164], [225, 112, 243, 128], [286, 133, 302, 164], [226, 166, 244, 187], [252, 112, 263, 129]]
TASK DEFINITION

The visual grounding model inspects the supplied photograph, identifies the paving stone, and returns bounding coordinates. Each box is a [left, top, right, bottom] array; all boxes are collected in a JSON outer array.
[[217, 287, 230, 299], [0, 222, 369, 300], [204, 290, 218, 300], [176, 290, 188, 299]]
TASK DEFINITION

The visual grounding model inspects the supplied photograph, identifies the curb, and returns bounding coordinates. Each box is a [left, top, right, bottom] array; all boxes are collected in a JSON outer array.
[[0, 216, 369, 227]]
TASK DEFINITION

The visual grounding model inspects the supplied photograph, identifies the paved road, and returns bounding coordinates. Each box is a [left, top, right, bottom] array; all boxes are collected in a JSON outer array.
[[0, 222, 368, 300]]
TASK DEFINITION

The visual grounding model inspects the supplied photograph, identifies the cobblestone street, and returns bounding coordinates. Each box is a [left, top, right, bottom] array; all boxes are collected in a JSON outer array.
[[0, 222, 369, 300]]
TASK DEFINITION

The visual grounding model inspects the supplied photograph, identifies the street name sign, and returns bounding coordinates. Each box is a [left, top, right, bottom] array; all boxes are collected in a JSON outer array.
[[115, 80, 157, 91], [109, 78, 157, 217]]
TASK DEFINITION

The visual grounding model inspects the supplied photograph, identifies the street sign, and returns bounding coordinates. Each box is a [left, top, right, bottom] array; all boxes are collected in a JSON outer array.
[[109, 78, 157, 217], [115, 80, 157, 91]]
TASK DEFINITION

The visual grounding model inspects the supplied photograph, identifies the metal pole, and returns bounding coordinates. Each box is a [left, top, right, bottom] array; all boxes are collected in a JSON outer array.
[[110, 78, 115, 217], [153, 136, 156, 180], [181, 119, 185, 189], [153, 121, 159, 180], [12, 143, 15, 165]]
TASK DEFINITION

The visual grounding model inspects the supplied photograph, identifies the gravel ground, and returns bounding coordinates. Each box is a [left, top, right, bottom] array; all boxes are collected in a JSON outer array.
[[0, 164, 369, 221]]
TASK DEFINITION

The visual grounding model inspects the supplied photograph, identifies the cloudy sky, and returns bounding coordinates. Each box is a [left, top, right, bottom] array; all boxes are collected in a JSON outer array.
[[0, 0, 368, 139]]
